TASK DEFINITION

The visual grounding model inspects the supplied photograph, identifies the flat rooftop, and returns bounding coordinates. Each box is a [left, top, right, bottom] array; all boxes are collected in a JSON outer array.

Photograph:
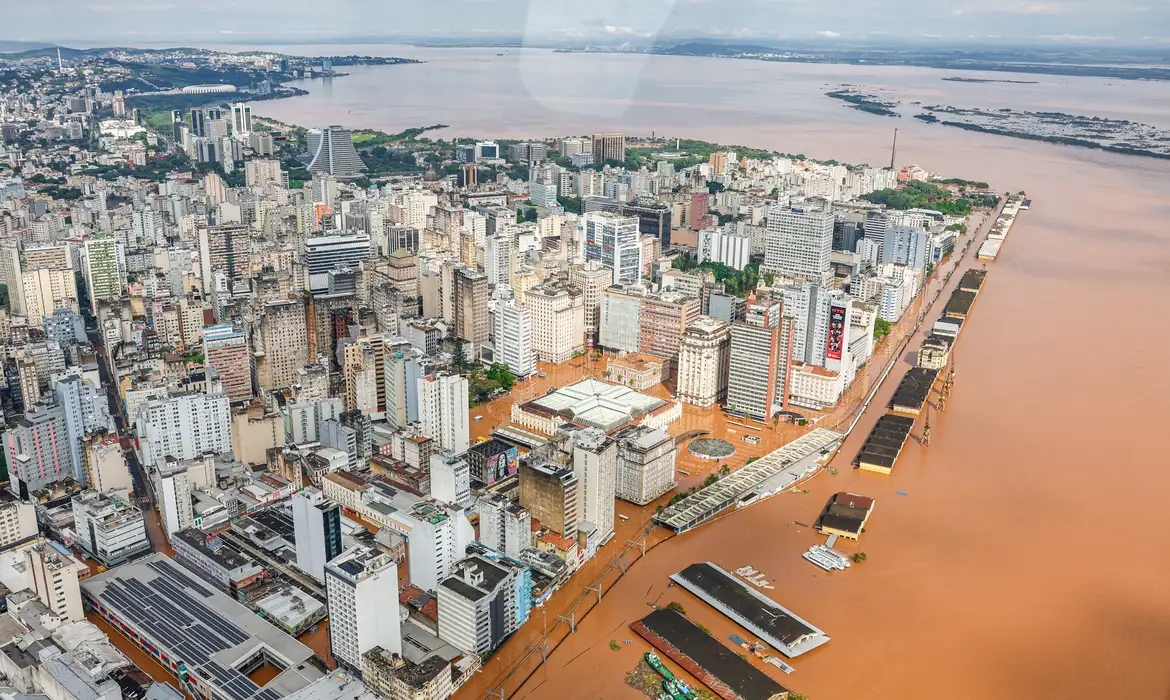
[[889, 367, 939, 414], [856, 414, 915, 470], [631, 608, 789, 700], [670, 562, 829, 658], [944, 289, 977, 318], [81, 554, 321, 700], [958, 269, 987, 293]]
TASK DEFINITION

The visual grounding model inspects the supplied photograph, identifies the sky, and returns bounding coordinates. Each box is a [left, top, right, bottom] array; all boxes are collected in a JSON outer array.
[[2, 0, 1166, 47]]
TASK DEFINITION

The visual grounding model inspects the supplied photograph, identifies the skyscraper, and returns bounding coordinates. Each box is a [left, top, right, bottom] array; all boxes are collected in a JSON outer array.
[[305, 126, 367, 178], [763, 207, 835, 283], [198, 223, 249, 293], [418, 372, 470, 454], [231, 103, 252, 136], [572, 428, 617, 551], [676, 316, 731, 407], [453, 267, 488, 348], [3, 404, 71, 498], [84, 236, 121, 311], [326, 546, 402, 667], [493, 296, 536, 378], [293, 487, 343, 583], [527, 281, 584, 364], [591, 133, 626, 164], [726, 300, 782, 421]]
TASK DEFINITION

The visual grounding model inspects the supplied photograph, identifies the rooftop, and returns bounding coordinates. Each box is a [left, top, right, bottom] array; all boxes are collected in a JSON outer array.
[[522, 378, 672, 433]]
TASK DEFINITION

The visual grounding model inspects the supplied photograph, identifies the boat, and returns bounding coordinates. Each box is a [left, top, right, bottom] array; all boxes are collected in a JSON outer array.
[[658, 695, 673, 700], [645, 652, 675, 680], [675, 680, 697, 700], [662, 679, 687, 700]]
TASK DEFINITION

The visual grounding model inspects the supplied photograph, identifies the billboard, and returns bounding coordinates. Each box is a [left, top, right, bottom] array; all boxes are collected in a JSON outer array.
[[826, 305, 847, 361], [484, 446, 520, 485]]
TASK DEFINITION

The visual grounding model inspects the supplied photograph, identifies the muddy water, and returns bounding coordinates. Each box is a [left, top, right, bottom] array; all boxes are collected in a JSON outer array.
[[229, 47, 1170, 699]]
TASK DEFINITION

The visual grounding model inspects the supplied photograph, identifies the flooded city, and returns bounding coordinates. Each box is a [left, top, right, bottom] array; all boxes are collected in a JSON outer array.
[[243, 47, 1170, 700]]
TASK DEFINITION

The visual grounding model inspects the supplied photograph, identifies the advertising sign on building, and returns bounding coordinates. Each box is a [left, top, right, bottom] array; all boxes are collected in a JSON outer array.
[[827, 305, 847, 361]]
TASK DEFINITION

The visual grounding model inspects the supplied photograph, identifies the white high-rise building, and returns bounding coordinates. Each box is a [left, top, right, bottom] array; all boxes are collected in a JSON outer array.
[[0, 500, 37, 549], [231, 103, 252, 136], [763, 206, 834, 283], [493, 297, 536, 378], [477, 494, 533, 561], [293, 487, 344, 583], [71, 490, 150, 567], [325, 545, 402, 667], [697, 228, 751, 270], [388, 501, 474, 593], [614, 426, 676, 506], [24, 540, 87, 622], [572, 428, 617, 551], [54, 373, 114, 484], [676, 316, 731, 407], [244, 159, 282, 188], [883, 225, 930, 272], [135, 392, 233, 468], [484, 231, 513, 286], [583, 212, 642, 285], [526, 282, 584, 364], [418, 373, 469, 454], [430, 453, 471, 508], [305, 126, 366, 178]]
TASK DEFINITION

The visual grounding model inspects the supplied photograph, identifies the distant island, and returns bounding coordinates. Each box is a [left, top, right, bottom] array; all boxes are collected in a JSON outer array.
[[825, 88, 899, 117], [942, 77, 1039, 85]]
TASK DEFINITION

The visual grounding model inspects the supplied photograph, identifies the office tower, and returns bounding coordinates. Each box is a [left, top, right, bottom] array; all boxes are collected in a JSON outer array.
[[293, 487, 343, 583], [304, 233, 370, 294], [0, 241, 25, 316], [189, 108, 207, 137], [763, 207, 835, 283], [438, 555, 521, 656], [599, 287, 644, 353], [135, 392, 233, 468], [71, 490, 150, 567], [54, 374, 113, 484], [0, 499, 37, 549], [638, 293, 701, 375], [884, 225, 930, 271], [591, 133, 626, 164], [613, 426, 676, 506], [688, 191, 712, 230], [560, 136, 586, 156], [474, 141, 499, 161], [83, 236, 121, 310], [83, 435, 131, 494], [199, 223, 249, 293], [775, 285, 856, 407], [430, 453, 471, 507], [326, 546, 402, 667], [584, 197, 673, 249], [24, 540, 87, 622], [493, 297, 536, 378], [231, 103, 252, 135], [583, 212, 642, 285], [568, 261, 611, 345], [254, 300, 308, 390], [453, 268, 488, 347], [203, 323, 253, 403], [418, 372, 469, 454], [21, 266, 79, 326], [676, 316, 732, 407], [526, 281, 584, 364], [572, 428, 617, 549], [385, 345, 424, 428], [244, 158, 282, 188], [726, 300, 782, 421], [343, 340, 381, 414], [3, 404, 71, 498], [864, 210, 891, 260], [519, 458, 579, 538], [305, 126, 367, 178]]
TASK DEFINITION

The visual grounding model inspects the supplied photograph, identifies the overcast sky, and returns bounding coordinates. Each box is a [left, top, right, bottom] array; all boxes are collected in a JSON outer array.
[[3, 0, 1166, 47]]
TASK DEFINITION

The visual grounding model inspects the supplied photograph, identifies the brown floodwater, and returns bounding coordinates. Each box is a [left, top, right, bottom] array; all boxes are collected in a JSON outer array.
[[200, 45, 1170, 699]]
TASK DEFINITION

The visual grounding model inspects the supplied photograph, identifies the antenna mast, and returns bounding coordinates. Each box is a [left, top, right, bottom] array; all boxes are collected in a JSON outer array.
[[890, 128, 898, 170]]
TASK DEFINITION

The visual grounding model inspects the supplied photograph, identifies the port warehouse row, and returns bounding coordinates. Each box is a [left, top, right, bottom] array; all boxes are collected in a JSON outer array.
[[856, 265, 992, 474], [632, 608, 791, 700], [654, 429, 843, 532], [978, 193, 1027, 261]]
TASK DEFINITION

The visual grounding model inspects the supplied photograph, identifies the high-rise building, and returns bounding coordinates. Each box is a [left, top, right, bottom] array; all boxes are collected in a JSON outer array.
[[244, 158, 282, 188], [583, 197, 673, 249], [306, 126, 367, 178], [0, 499, 37, 550], [254, 300, 308, 390], [591, 133, 626, 164], [473, 141, 499, 161], [83, 236, 121, 310], [763, 207, 835, 283], [304, 233, 370, 295], [476, 494, 532, 560], [387, 500, 473, 594], [344, 339, 383, 415], [775, 284, 856, 408], [189, 108, 207, 137], [326, 545, 402, 667], [571, 428, 617, 550], [526, 281, 584, 364], [453, 268, 488, 348], [568, 260, 611, 345], [293, 487, 343, 583], [199, 223, 249, 293], [430, 453, 471, 508], [676, 316, 732, 407], [21, 266, 79, 326], [54, 373, 113, 484], [437, 554, 523, 656], [71, 490, 151, 567], [697, 228, 751, 270], [726, 300, 782, 421], [204, 323, 253, 403], [135, 392, 233, 468], [883, 225, 930, 271], [3, 404, 71, 498], [493, 297, 536, 378], [419, 373, 469, 454], [614, 426, 676, 506], [484, 231, 513, 286], [599, 287, 643, 353], [638, 292, 701, 375], [83, 434, 131, 495], [231, 103, 252, 135], [519, 458, 579, 538], [584, 212, 642, 285]]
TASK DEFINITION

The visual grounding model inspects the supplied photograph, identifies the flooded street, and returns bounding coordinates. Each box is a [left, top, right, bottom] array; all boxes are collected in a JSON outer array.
[[222, 45, 1170, 699]]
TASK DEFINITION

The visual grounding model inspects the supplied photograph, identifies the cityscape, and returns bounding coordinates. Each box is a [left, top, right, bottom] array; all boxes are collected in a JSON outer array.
[[0, 21, 1164, 700]]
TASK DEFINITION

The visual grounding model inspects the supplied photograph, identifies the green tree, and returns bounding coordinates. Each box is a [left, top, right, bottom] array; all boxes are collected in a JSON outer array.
[[851, 552, 868, 563], [452, 339, 469, 371], [706, 180, 725, 194], [485, 363, 516, 391], [873, 318, 892, 339], [666, 601, 686, 615]]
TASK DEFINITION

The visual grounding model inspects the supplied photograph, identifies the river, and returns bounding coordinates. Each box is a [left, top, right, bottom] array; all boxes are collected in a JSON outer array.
[[231, 45, 1170, 699]]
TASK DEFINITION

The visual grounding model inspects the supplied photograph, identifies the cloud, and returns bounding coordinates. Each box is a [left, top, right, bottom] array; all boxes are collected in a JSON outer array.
[[1040, 33, 1116, 42], [921, 33, 942, 38], [815, 30, 841, 38]]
